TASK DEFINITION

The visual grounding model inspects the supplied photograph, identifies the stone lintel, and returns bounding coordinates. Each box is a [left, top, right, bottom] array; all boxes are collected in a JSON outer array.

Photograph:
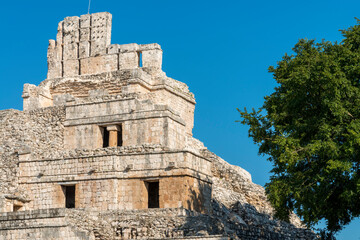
[[63, 111, 186, 127], [19, 170, 213, 185], [106, 125, 121, 131], [19, 149, 213, 165], [56, 182, 78, 186]]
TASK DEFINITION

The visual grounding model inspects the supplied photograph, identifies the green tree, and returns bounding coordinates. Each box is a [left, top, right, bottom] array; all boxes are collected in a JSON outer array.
[[239, 20, 360, 237]]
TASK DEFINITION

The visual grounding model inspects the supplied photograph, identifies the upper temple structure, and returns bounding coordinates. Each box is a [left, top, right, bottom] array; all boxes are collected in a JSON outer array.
[[0, 12, 316, 240]]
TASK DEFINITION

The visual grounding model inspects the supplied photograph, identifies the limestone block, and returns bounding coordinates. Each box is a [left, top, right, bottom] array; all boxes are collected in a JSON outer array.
[[80, 54, 117, 75], [80, 28, 90, 41], [119, 43, 139, 53], [90, 24, 111, 56], [89, 89, 109, 98], [119, 52, 139, 69], [80, 14, 91, 28], [89, 12, 112, 56], [140, 43, 162, 51], [107, 125, 121, 131], [47, 40, 62, 79], [63, 16, 79, 33], [66, 99, 136, 120], [63, 43, 78, 60], [91, 27, 107, 41], [79, 41, 90, 58], [108, 44, 120, 54], [90, 39, 106, 56], [91, 12, 112, 27], [63, 59, 79, 77], [56, 21, 63, 46], [22, 84, 53, 111], [63, 30, 79, 44], [121, 84, 149, 94], [53, 94, 75, 106], [142, 49, 162, 70]]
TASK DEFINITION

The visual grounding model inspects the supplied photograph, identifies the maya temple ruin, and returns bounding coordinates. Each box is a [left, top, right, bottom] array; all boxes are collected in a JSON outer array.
[[0, 12, 317, 239]]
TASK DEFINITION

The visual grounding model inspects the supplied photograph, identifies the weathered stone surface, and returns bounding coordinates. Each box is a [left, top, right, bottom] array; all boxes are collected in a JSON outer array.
[[80, 54, 118, 75], [0, 11, 317, 240]]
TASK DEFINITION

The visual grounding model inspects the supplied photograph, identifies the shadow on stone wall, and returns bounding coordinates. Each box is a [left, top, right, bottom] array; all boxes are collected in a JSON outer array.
[[180, 196, 317, 239], [186, 180, 212, 214]]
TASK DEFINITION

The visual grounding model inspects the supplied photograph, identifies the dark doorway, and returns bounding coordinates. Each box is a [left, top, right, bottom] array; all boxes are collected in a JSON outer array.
[[147, 181, 159, 208], [117, 124, 123, 147], [63, 185, 76, 208], [102, 127, 109, 147]]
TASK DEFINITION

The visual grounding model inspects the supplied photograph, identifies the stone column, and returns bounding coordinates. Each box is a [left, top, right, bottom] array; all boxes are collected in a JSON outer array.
[[107, 125, 120, 147]]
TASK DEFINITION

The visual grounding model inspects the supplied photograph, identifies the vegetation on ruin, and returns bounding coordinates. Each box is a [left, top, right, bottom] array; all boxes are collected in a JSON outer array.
[[239, 19, 360, 238]]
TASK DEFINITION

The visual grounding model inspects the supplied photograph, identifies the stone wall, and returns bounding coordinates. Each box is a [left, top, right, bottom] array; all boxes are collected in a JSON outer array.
[[0, 107, 65, 212], [18, 148, 212, 213], [63, 97, 186, 149], [24, 69, 196, 135], [0, 209, 93, 240], [150, 87, 195, 136], [47, 12, 162, 79], [19, 149, 212, 180], [0, 207, 315, 240]]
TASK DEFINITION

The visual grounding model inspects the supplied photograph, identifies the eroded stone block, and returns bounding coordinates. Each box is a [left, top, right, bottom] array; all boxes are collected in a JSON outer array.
[[47, 40, 62, 79], [142, 49, 162, 70], [63, 43, 78, 60], [80, 14, 91, 28], [91, 12, 111, 27], [90, 41, 106, 57], [80, 54, 117, 75], [79, 41, 90, 58], [22, 84, 53, 111], [119, 52, 139, 69], [63, 16, 79, 33], [80, 28, 90, 41], [108, 44, 120, 54], [53, 94, 75, 106], [119, 43, 139, 53], [63, 30, 79, 44], [140, 43, 161, 51], [63, 59, 79, 77], [56, 21, 63, 45]]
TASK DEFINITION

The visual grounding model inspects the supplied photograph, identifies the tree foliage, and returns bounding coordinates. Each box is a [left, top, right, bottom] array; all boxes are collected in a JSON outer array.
[[239, 20, 360, 236]]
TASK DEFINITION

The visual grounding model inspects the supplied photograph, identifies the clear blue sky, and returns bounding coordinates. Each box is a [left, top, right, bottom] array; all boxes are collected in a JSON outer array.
[[0, 0, 359, 238]]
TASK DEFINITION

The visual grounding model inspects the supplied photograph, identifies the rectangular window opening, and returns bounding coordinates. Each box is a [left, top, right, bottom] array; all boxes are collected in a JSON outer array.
[[117, 124, 123, 147], [138, 52, 143, 67], [147, 181, 159, 208], [62, 185, 76, 208], [13, 205, 22, 212], [102, 127, 109, 148]]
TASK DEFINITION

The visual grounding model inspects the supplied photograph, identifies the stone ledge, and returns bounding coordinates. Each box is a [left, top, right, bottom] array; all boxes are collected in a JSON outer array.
[[98, 207, 200, 217], [44, 68, 196, 104], [0, 224, 68, 231], [64, 109, 186, 127], [23, 146, 212, 163], [44, 68, 152, 86], [0, 208, 65, 221], [19, 170, 213, 185]]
